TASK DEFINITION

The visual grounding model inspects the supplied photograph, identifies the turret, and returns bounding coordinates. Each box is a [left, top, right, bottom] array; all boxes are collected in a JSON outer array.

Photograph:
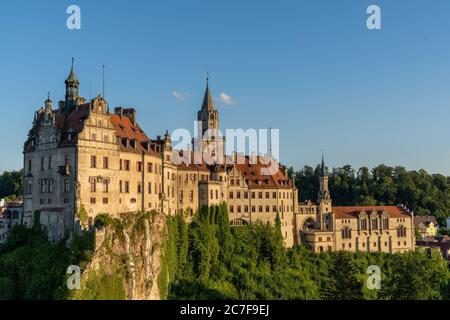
[[64, 58, 80, 115]]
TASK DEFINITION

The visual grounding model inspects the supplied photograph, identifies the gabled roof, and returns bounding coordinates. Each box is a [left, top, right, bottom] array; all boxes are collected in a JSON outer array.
[[234, 156, 293, 189], [414, 215, 439, 227], [332, 206, 412, 219], [110, 114, 159, 156]]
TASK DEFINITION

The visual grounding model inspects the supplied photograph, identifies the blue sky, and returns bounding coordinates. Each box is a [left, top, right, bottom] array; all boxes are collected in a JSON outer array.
[[0, 0, 449, 175]]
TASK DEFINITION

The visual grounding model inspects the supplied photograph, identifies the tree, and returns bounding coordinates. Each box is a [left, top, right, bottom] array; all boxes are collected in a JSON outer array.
[[321, 252, 364, 300]]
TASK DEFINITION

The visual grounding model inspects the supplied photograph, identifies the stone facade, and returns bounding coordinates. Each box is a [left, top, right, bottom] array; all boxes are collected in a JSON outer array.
[[22, 62, 415, 252], [23, 63, 297, 246], [293, 158, 416, 253]]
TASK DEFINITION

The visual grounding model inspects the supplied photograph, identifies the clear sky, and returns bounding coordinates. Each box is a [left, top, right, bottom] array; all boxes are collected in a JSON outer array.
[[0, 0, 449, 175]]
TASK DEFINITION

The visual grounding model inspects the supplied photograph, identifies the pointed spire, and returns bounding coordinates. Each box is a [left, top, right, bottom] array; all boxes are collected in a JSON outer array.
[[66, 57, 79, 84], [201, 73, 216, 111], [321, 153, 328, 177]]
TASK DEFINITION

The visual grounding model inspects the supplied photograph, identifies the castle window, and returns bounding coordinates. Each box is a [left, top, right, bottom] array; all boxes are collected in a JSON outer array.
[[26, 181, 32, 194], [251, 192, 255, 199], [92, 133, 97, 141], [360, 219, 367, 230], [48, 156, 52, 169], [273, 192, 277, 198], [341, 227, 352, 239], [124, 160, 130, 171], [91, 156, 97, 168], [273, 205, 277, 212], [266, 206, 270, 213], [397, 226, 407, 238], [258, 192, 263, 199], [230, 206, 234, 213], [41, 157, 45, 170], [40, 179, 46, 193], [189, 191, 194, 201], [119, 181, 123, 193], [251, 206, 256, 213], [265, 192, 270, 198], [215, 190, 218, 199], [244, 192, 248, 199], [237, 206, 241, 213], [64, 179, 70, 192], [103, 179, 109, 193], [372, 219, 378, 230], [90, 198, 96, 204], [137, 182, 142, 194], [383, 218, 389, 230], [245, 206, 249, 212], [237, 192, 241, 199], [229, 192, 233, 199], [148, 182, 152, 194], [28, 159, 32, 173], [125, 181, 130, 193], [137, 161, 142, 172], [90, 178, 96, 192], [103, 198, 108, 204], [48, 179, 54, 193], [103, 157, 109, 169], [258, 206, 263, 213], [147, 162, 153, 173]]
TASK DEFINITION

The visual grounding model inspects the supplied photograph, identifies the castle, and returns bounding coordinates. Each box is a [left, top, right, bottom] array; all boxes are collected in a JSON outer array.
[[22, 61, 415, 252]]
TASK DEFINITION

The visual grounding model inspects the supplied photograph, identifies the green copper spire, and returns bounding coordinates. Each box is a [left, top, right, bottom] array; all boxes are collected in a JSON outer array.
[[66, 57, 79, 84]]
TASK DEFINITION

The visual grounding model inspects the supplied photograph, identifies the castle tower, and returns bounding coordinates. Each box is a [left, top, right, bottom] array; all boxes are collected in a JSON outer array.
[[318, 155, 332, 229], [195, 77, 224, 159], [197, 77, 219, 135], [64, 58, 80, 115]]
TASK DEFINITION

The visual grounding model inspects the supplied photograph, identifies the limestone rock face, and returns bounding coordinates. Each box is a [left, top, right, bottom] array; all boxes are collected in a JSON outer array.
[[80, 211, 167, 300]]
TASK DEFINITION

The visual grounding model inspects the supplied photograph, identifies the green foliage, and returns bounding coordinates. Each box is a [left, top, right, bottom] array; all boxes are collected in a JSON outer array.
[[72, 268, 126, 300], [163, 205, 450, 301], [0, 170, 23, 199], [77, 205, 89, 227], [295, 164, 450, 225], [0, 224, 93, 300]]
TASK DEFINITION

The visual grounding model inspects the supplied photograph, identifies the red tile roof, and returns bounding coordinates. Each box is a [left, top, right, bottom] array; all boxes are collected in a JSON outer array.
[[332, 206, 411, 219], [234, 156, 293, 189]]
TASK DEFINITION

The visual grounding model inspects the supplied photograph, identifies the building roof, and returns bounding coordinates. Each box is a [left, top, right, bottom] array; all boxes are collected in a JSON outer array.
[[332, 206, 412, 219], [234, 156, 293, 189], [200, 81, 216, 111], [109, 114, 159, 156], [414, 215, 439, 227]]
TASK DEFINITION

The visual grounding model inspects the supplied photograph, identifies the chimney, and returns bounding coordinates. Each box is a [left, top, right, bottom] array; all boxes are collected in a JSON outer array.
[[123, 108, 137, 127], [114, 107, 123, 117]]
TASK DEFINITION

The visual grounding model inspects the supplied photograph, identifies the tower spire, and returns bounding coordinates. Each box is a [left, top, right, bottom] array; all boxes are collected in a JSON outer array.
[[321, 153, 328, 177], [65, 57, 80, 115], [201, 74, 216, 111]]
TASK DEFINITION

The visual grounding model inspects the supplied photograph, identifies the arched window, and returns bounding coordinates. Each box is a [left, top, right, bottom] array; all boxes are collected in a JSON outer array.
[[318, 246, 324, 253], [397, 225, 407, 238], [209, 113, 215, 120]]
